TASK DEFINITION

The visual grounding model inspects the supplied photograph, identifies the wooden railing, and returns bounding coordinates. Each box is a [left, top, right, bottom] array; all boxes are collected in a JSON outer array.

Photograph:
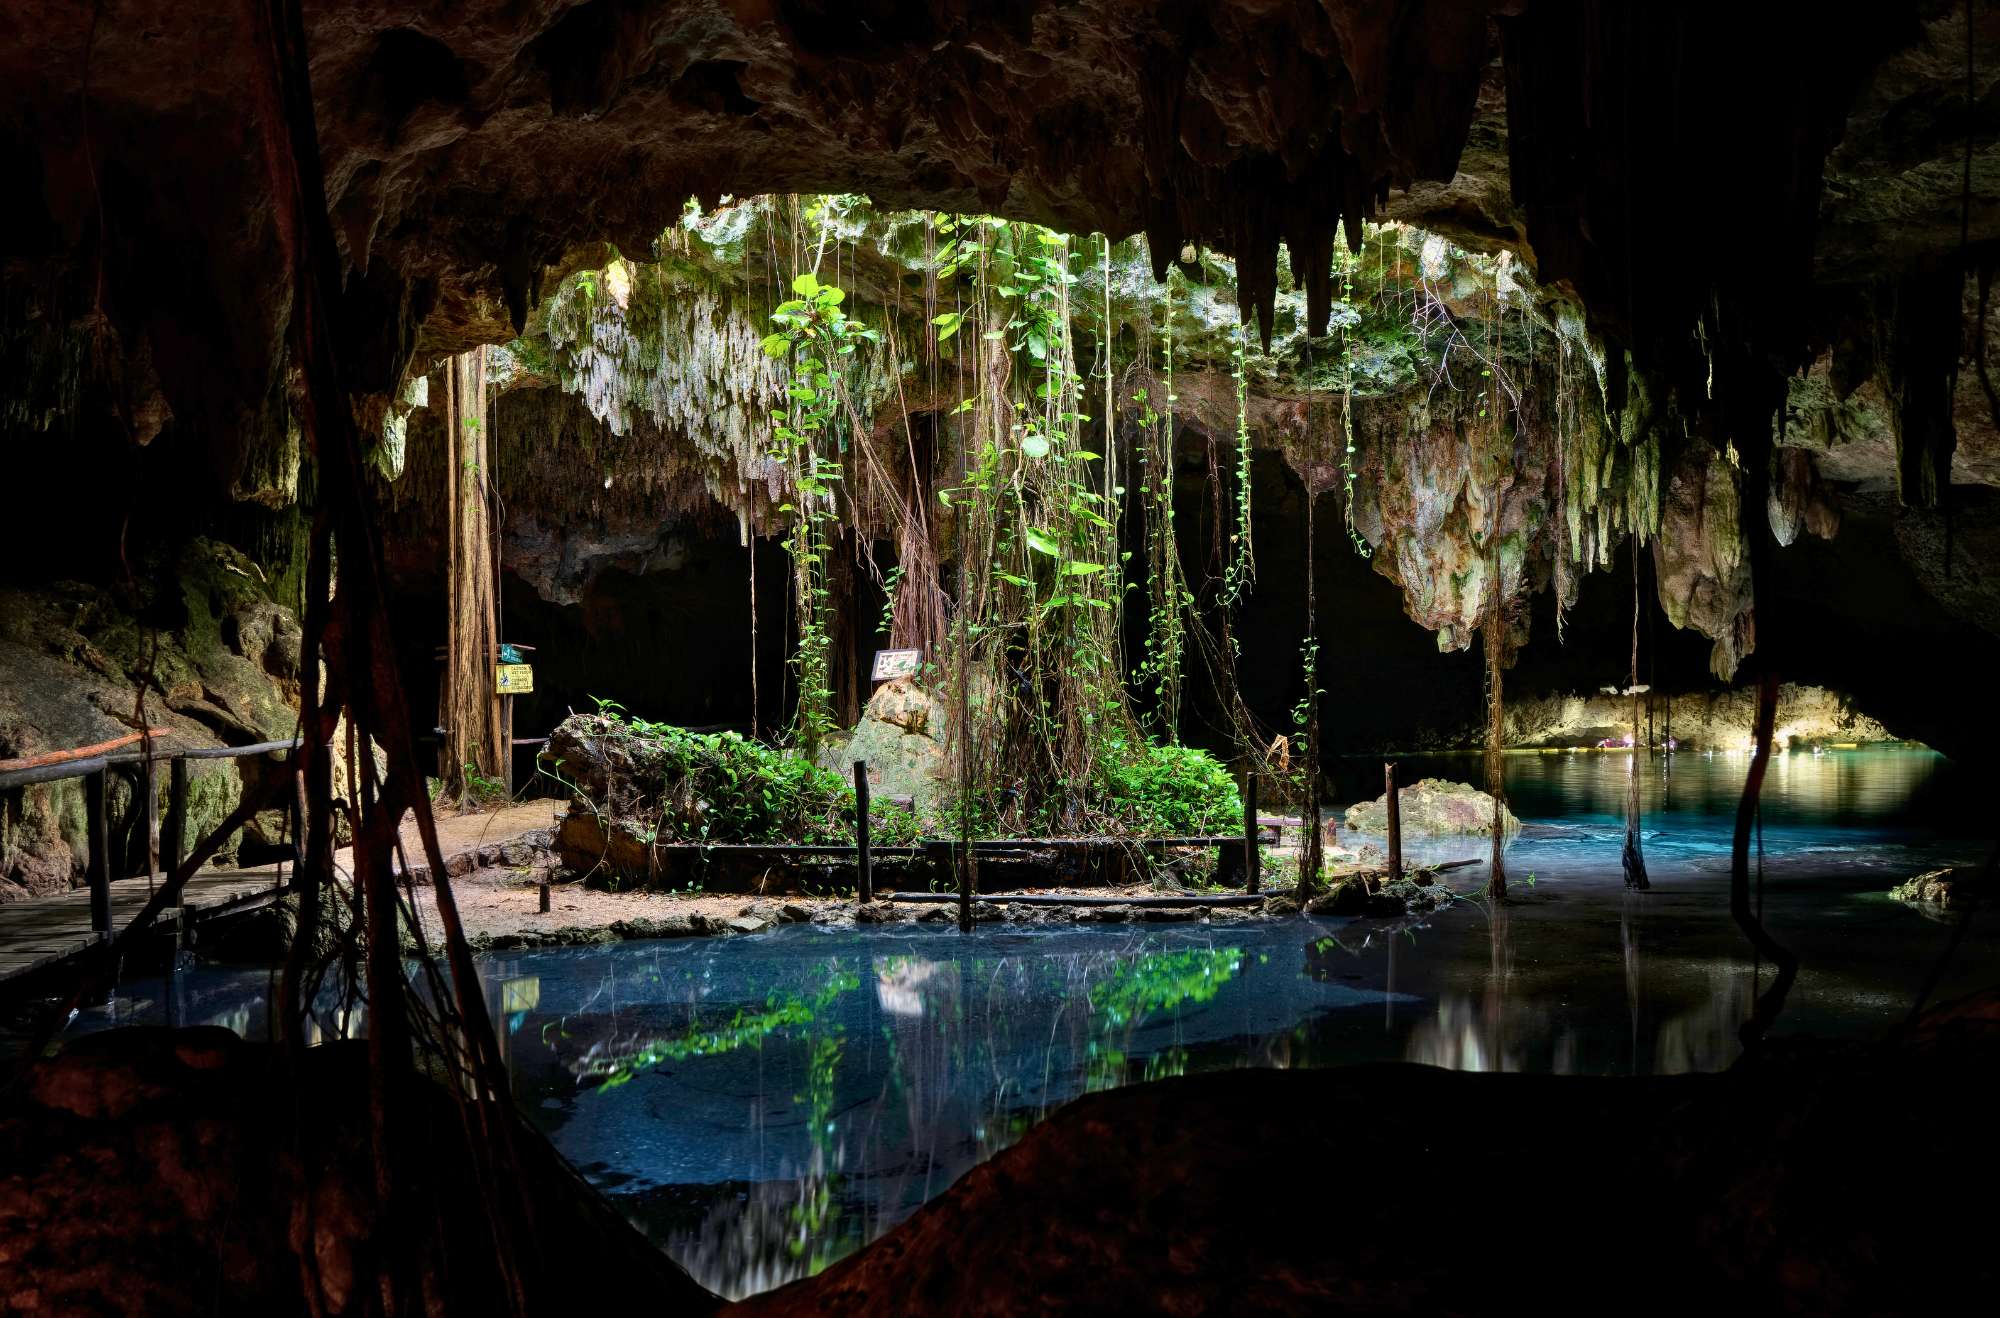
[[0, 735, 307, 937]]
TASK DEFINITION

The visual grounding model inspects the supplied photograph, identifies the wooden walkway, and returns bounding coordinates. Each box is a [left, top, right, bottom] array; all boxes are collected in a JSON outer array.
[[0, 800, 560, 985]]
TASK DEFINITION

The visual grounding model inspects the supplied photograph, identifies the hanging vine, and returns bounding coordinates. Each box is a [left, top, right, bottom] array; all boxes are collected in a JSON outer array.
[[762, 269, 879, 755]]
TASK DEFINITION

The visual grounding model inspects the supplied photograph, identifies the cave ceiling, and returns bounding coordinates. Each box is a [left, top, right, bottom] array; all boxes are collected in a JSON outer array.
[[5, 1, 1999, 537]]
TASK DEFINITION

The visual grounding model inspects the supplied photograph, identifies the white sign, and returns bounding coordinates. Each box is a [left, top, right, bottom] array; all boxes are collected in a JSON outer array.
[[871, 649, 922, 683]]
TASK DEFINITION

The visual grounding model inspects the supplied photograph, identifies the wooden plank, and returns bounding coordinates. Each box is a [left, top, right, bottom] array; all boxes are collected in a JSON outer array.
[[0, 803, 556, 985]]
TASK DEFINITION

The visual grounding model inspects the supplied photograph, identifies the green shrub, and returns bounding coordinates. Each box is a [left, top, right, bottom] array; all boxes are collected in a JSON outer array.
[[1097, 742, 1242, 835], [551, 703, 923, 845]]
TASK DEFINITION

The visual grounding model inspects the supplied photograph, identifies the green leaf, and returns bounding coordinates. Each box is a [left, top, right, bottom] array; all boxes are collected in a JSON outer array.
[[1020, 434, 1051, 460], [1062, 561, 1107, 575], [1024, 528, 1060, 557], [792, 272, 820, 296]]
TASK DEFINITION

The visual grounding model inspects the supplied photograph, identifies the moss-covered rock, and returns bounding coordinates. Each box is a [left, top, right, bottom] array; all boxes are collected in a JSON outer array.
[[1890, 867, 1982, 912], [0, 541, 302, 901]]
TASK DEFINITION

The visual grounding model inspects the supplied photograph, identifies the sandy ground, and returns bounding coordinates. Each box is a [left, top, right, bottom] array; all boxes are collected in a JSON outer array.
[[394, 801, 1451, 949]]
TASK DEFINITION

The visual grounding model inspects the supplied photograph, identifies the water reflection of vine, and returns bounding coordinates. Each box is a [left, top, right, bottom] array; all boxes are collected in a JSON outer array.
[[540, 937, 1256, 1298]]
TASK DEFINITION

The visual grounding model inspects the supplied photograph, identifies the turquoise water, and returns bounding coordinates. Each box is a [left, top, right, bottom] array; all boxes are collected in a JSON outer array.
[[66, 746, 1998, 1299], [485, 748, 1992, 1296]]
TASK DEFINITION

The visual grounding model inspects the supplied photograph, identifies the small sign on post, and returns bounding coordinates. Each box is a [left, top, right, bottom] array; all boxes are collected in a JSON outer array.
[[870, 649, 921, 683], [496, 663, 535, 695]]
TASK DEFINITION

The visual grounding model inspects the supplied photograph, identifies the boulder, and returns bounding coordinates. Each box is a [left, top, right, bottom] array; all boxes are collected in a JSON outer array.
[[1890, 867, 1983, 911], [818, 679, 949, 812], [1343, 778, 1520, 836]]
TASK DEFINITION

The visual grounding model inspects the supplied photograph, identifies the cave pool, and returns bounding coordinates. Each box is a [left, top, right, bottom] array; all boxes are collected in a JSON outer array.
[[70, 745, 2000, 1299]]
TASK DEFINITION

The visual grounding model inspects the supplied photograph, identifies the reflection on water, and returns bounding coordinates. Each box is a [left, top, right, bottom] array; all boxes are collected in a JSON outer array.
[[1399, 899, 1753, 1076], [57, 746, 1998, 1300], [490, 928, 1392, 1299]]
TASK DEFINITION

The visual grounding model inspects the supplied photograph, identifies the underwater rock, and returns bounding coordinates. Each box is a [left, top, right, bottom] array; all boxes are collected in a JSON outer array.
[[1343, 778, 1520, 837]]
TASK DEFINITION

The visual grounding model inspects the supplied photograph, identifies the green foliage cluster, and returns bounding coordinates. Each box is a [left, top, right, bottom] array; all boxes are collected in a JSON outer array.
[[569, 700, 1233, 842], [572, 700, 922, 846], [1096, 742, 1242, 835], [762, 270, 881, 756]]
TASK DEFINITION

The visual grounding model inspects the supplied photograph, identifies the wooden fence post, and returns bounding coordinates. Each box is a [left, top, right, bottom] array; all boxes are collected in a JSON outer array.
[[165, 755, 189, 877], [141, 752, 159, 883], [1385, 761, 1402, 882], [957, 839, 972, 932], [1244, 771, 1260, 895], [86, 767, 111, 934], [854, 760, 873, 903]]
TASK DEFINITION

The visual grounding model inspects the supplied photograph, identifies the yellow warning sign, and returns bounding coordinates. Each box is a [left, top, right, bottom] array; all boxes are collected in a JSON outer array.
[[496, 663, 535, 695]]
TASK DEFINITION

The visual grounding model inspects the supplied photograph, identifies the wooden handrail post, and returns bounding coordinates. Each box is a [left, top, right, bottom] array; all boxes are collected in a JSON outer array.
[[86, 767, 111, 934], [853, 760, 873, 903], [1385, 761, 1402, 882], [289, 754, 307, 880], [1244, 771, 1260, 895], [957, 839, 972, 932], [165, 755, 189, 877], [141, 752, 159, 883]]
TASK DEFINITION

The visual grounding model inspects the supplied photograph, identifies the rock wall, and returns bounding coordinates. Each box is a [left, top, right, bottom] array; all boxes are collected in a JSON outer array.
[[1503, 684, 1896, 751], [0, 540, 302, 901]]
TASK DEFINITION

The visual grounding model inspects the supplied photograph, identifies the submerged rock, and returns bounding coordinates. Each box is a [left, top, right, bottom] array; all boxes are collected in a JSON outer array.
[[1343, 778, 1519, 837]]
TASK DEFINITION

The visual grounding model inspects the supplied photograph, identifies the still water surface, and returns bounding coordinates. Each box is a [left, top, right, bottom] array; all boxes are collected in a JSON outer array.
[[74, 747, 2000, 1298]]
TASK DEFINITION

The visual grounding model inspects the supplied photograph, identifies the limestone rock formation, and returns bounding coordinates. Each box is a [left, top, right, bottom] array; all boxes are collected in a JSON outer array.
[[1503, 684, 1896, 751], [1343, 778, 1518, 837], [0, 541, 303, 901], [818, 679, 949, 811]]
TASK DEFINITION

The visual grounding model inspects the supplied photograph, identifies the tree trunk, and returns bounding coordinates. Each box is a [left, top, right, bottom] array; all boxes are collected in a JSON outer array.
[[441, 348, 503, 798]]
